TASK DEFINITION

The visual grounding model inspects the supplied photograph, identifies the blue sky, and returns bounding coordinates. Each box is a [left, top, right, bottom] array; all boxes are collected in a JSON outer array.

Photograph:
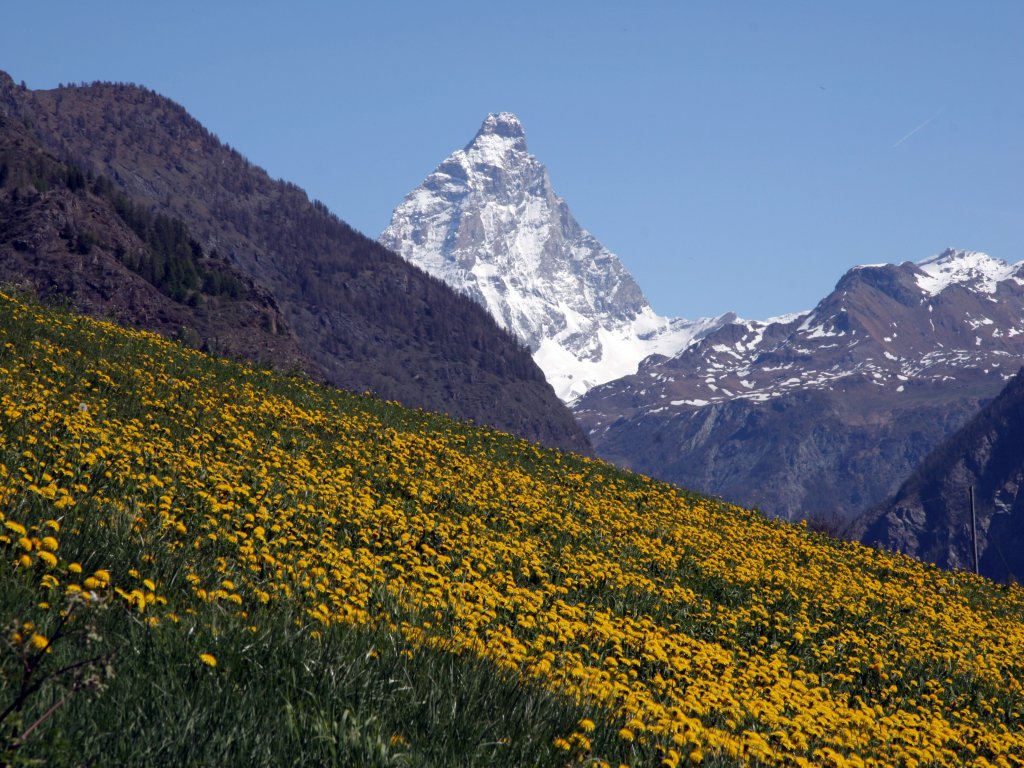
[[3, 1, 1022, 319]]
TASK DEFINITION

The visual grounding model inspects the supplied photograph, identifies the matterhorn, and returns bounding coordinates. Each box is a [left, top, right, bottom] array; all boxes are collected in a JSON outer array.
[[380, 112, 724, 401]]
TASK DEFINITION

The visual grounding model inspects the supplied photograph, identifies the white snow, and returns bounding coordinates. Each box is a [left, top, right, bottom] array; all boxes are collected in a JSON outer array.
[[380, 112, 728, 402], [914, 249, 1023, 296], [765, 310, 811, 325], [534, 309, 720, 401]]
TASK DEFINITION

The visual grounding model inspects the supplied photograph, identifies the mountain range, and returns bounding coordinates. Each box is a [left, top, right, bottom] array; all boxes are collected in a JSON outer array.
[[379, 109, 1024, 535], [0, 72, 589, 454], [575, 248, 1024, 525]]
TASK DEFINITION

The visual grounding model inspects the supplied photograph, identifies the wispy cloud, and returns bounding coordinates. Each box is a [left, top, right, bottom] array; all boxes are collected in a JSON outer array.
[[892, 108, 945, 148]]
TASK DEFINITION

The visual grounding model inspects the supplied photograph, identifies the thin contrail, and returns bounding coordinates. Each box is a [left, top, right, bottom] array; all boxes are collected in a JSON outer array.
[[892, 108, 945, 148]]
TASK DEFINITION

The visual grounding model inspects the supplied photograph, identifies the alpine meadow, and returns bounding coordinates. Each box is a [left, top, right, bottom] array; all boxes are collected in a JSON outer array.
[[2, 292, 1023, 767]]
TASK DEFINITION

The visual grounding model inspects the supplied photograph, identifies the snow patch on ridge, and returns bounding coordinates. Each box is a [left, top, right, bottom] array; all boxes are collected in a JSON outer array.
[[914, 249, 1023, 296]]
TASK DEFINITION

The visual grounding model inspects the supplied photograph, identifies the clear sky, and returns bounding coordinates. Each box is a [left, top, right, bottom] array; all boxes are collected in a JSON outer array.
[[3, 1, 1022, 320]]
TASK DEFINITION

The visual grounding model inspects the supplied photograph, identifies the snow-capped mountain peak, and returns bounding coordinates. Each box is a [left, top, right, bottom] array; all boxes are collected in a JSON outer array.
[[458, 112, 529, 169], [380, 113, 724, 401], [914, 248, 1024, 296], [475, 111, 526, 141]]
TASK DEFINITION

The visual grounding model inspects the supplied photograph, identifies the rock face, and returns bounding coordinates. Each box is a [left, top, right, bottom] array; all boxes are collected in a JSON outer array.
[[848, 369, 1024, 583], [575, 250, 1024, 524], [381, 112, 725, 402], [0, 73, 590, 454]]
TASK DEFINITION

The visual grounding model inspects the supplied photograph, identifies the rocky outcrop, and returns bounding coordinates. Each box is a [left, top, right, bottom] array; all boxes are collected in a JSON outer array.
[[849, 369, 1024, 583]]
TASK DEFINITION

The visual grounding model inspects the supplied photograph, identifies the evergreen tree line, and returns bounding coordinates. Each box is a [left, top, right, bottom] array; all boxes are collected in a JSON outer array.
[[91, 171, 250, 304], [0, 136, 248, 305]]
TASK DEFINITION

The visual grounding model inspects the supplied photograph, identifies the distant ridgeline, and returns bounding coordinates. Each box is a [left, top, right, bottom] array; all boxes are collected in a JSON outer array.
[[0, 70, 589, 454], [576, 249, 1024, 532]]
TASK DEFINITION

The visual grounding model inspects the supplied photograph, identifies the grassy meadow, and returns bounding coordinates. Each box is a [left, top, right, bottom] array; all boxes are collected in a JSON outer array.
[[1, 291, 1023, 767]]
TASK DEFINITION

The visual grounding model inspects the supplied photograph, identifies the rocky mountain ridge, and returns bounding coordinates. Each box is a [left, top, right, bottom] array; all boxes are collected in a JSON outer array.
[[580, 250, 1024, 414], [574, 249, 1024, 523], [380, 112, 726, 402]]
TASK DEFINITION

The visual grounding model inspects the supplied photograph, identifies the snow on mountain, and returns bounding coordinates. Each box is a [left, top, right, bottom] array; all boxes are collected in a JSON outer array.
[[380, 112, 725, 402], [577, 244, 1024, 445], [577, 247, 1024, 418], [914, 248, 1024, 296], [574, 246, 1024, 524]]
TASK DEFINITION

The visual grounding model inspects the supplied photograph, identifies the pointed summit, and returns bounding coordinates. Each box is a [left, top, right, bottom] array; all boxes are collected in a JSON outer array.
[[461, 112, 528, 163], [381, 115, 724, 401], [474, 112, 527, 143]]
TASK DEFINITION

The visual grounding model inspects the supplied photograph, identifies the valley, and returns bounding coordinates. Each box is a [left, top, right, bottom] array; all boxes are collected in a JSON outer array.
[[2, 66, 1023, 765], [379, 111, 1024, 578]]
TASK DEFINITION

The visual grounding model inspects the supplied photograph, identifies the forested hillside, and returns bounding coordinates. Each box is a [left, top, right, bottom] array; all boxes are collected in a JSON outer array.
[[0, 71, 588, 453]]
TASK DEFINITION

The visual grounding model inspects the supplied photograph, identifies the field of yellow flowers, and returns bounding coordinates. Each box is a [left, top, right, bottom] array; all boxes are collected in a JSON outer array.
[[1, 290, 1023, 767]]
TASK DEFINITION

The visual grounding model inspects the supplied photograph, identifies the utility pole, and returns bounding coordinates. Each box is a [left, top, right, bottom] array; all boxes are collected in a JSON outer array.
[[970, 485, 979, 575]]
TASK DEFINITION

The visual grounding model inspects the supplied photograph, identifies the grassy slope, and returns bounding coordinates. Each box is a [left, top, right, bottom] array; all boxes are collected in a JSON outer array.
[[0, 292, 1022, 767]]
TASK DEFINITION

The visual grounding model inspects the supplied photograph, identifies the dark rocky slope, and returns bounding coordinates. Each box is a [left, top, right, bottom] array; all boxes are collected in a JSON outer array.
[[0, 110, 312, 371], [849, 369, 1024, 583]]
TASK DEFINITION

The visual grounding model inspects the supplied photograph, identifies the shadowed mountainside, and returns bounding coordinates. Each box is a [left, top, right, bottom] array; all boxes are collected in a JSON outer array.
[[849, 368, 1024, 583], [576, 254, 1024, 524], [0, 71, 589, 453]]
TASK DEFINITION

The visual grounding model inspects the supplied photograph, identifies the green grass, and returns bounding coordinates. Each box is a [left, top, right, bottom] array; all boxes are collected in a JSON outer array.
[[0, 292, 645, 766], [4, 290, 1023, 767], [1, 565, 647, 767]]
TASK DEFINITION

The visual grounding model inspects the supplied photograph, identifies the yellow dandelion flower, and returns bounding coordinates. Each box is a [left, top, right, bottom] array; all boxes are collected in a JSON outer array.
[[198, 653, 217, 667], [29, 633, 48, 651], [37, 550, 58, 568]]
